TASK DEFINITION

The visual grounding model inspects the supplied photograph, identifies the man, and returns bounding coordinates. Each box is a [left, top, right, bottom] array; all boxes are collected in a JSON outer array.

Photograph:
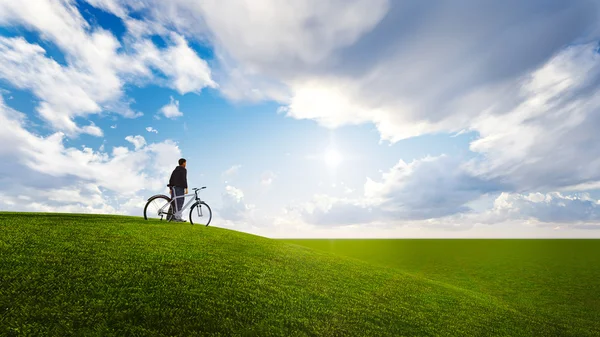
[[168, 158, 188, 221]]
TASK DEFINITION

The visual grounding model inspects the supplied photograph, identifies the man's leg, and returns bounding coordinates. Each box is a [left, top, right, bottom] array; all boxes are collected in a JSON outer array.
[[169, 187, 175, 220], [174, 187, 185, 220]]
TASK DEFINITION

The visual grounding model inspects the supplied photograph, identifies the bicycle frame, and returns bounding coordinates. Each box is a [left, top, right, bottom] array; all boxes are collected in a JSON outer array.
[[158, 189, 205, 219]]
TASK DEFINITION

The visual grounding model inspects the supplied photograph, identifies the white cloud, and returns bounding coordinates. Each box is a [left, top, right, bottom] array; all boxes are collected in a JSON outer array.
[[467, 42, 600, 192], [128, 32, 217, 94], [279, 189, 600, 235], [121, 0, 599, 142], [125, 135, 146, 150], [84, 0, 128, 18], [146, 126, 158, 133], [0, 95, 181, 200], [154, 33, 217, 94], [0, 194, 117, 214], [296, 155, 500, 226], [292, 149, 600, 230], [84, 0, 387, 103], [219, 185, 251, 221], [0, 36, 111, 136], [484, 192, 600, 225], [159, 96, 183, 119], [0, 0, 214, 136], [292, 153, 600, 230], [83, 123, 104, 137], [124, 0, 388, 67]]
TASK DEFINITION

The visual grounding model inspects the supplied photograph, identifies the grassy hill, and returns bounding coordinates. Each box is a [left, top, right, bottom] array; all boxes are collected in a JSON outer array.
[[0, 212, 598, 336]]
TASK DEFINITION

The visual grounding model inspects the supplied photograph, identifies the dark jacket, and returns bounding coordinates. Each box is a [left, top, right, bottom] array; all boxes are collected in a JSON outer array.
[[168, 165, 188, 189]]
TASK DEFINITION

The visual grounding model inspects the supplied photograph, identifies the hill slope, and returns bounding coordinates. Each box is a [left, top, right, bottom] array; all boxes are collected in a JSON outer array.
[[0, 213, 588, 336]]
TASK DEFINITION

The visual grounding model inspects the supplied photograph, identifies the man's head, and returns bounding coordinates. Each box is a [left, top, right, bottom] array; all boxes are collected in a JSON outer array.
[[178, 158, 186, 168]]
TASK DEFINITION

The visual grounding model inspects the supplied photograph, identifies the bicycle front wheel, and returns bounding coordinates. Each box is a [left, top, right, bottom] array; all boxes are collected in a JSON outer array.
[[189, 202, 212, 226]]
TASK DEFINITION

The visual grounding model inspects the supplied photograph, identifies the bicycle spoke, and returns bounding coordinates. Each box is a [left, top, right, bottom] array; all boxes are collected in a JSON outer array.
[[144, 196, 171, 220]]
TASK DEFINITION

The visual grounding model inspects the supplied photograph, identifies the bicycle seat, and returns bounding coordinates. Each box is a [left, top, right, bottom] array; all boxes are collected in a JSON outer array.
[[192, 187, 206, 191]]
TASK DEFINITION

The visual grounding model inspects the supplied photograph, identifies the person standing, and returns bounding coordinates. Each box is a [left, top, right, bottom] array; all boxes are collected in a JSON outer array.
[[168, 158, 188, 221]]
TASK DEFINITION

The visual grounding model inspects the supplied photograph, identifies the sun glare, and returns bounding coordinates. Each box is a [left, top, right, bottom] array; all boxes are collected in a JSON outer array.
[[324, 149, 343, 168]]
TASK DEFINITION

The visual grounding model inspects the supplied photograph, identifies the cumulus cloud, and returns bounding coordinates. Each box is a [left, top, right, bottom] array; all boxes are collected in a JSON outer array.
[[0, 0, 214, 136], [127, 32, 217, 94], [0, 95, 181, 200], [159, 96, 183, 119], [411, 191, 600, 232], [295, 147, 600, 229], [125, 135, 146, 150], [77, 0, 388, 103], [114, 0, 599, 140], [487, 192, 600, 225], [0, 36, 112, 136], [146, 126, 158, 133], [468, 43, 600, 192], [150, 34, 217, 94], [291, 189, 600, 232], [114, 0, 387, 67], [0, 183, 111, 211], [297, 155, 501, 226], [0, 195, 117, 215], [219, 185, 251, 221]]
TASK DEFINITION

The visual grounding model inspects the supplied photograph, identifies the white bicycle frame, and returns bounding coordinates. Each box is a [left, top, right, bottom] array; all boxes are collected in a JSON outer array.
[[160, 189, 205, 219]]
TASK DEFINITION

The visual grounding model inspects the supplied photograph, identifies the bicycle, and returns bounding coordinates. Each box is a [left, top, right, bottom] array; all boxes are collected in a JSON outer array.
[[143, 187, 212, 226]]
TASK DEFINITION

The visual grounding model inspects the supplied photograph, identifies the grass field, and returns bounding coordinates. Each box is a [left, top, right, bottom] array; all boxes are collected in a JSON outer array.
[[283, 239, 600, 336], [1, 212, 598, 336]]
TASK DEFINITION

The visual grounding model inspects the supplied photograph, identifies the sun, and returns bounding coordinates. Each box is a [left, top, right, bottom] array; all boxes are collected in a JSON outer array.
[[324, 148, 343, 168]]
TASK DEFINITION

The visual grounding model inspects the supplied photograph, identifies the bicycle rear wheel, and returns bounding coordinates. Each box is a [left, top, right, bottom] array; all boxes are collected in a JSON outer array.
[[144, 195, 174, 221], [189, 202, 212, 226]]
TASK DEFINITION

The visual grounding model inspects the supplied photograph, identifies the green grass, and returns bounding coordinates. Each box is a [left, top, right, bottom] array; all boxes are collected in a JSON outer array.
[[283, 239, 600, 336], [0, 212, 597, 336]]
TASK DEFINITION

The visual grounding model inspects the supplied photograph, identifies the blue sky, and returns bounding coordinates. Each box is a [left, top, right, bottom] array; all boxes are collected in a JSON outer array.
[[1, 0, 600, 238]]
